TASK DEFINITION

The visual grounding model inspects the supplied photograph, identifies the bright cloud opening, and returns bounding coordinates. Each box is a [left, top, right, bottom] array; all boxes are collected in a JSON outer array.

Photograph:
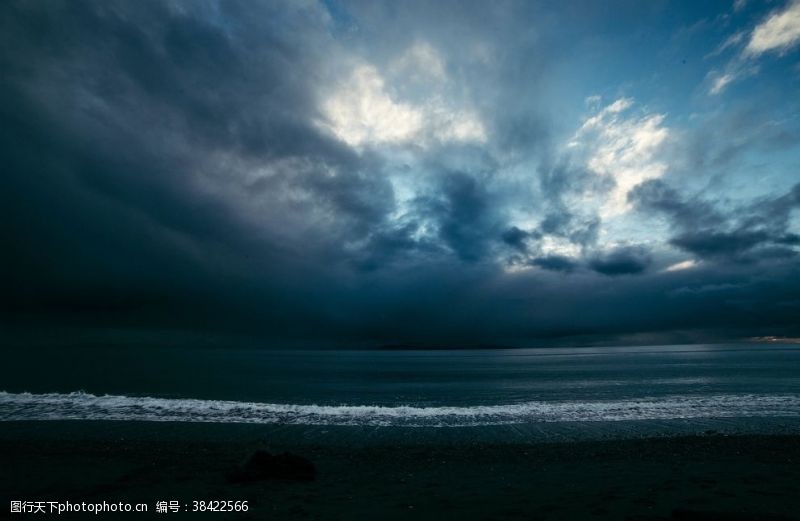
[[320, 53, 486, 148], [569, 98, 670, 218], [664, 259, 700, 272], [320, 64, 424, 147]]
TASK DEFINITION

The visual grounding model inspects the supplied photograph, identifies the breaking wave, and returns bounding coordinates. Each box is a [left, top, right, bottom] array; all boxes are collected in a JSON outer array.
[[2, 391, 799, 427]]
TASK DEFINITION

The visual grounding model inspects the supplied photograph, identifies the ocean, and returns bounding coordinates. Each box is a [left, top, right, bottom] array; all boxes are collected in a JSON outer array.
[[2, 343, 800, 438]]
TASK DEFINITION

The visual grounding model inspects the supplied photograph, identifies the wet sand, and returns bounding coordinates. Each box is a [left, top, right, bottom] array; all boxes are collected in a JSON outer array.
[[1, 421, 799, 520]]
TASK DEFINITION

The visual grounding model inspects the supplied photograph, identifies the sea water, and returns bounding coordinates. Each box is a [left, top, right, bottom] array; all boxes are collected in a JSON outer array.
[[2, 344, 800, 438]]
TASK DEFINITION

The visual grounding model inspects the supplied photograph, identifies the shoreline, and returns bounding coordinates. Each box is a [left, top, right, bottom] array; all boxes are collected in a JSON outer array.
[[1, 421, 799, 520]]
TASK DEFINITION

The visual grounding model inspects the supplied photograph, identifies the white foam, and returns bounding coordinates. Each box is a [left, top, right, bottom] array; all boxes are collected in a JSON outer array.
[[1, 391, 799, 427]]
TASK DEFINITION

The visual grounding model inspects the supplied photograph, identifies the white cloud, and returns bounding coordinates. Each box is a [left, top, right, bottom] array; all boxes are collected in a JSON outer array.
[[569, 98, 670, 218], [539, 235, 582, 258], [319, 58, 486, 148], [707, 2, 800, 95], [605, 98, 634, 113], [321, 64, 423, 147], [709, 72, 735, 95], [572, 98, 633, 136], [664, 259, 700, 272], [745, 1, 800, 56], [706, 60, 758, 95]]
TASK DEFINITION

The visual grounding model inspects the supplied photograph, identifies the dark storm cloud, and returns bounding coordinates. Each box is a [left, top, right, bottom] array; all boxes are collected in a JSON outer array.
[[529, 255, 578, 273], [628, 180, 724, 231], [500, 226, 530, 252], [0, 0, 372, 250], [0, 0, 380, 336], [670, 230, 771, 259], [534, 159, 603, 248], [631, 179, 800, 263], [411, 171, 503, 262], [588, 247, 652, 276], [1, 0, 799, 348]]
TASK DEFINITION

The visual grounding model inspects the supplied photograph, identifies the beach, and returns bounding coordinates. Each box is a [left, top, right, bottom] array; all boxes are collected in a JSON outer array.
[[1, 421, 799, 520], [3, 345, 800, 519]]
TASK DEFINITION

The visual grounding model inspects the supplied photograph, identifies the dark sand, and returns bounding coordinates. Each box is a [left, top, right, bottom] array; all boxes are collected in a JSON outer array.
[[1, 421, 799, 520]]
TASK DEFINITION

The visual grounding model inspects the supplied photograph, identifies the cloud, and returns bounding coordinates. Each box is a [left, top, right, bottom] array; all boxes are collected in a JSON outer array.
[[709, 1, 800, 94], [0, 0, 799, 348], [390, 40, 447, 83], [420, 172, 500, 262], [631, 179, 800, 263], [706, 62, 759, 95], [628, 180, 723, 230], [319, 55, 485, 148], [501, 226, 533, 252], [589, 247, 652, 276], [706, 31, 746, 59], [321, 64, 425, 147], [670, 230, 771, 259], [664, 259, 700, 272], [709, 72, 736, 95], [529, 255, 579, 273], [745, 1, 800, 56], [568, 98, 670, 218]]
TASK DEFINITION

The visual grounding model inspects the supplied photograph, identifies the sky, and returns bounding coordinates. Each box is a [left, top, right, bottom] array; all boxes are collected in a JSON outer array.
[[1, 0, 799, 348]]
